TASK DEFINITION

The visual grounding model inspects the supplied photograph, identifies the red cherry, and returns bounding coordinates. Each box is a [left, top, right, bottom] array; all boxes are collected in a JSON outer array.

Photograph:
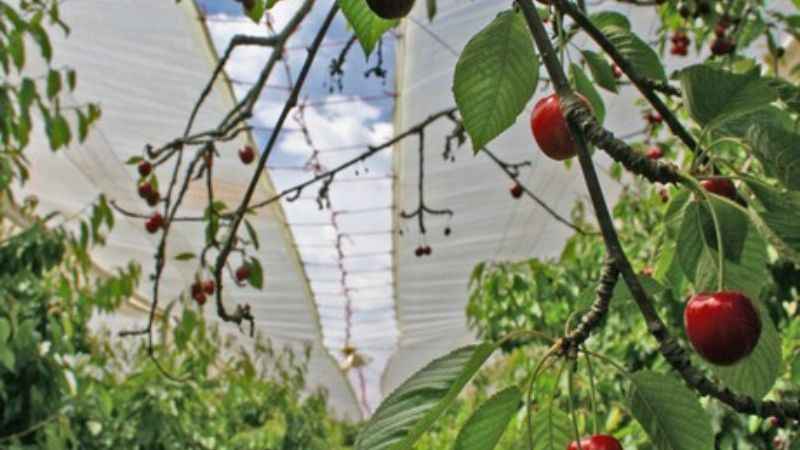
[[530, 94, 591, 161], [203, 279, 215, 295], [700, 178, 737, 201], [138, 181, 155, 199], [769, 416, 782, 427], [711, 37, 735, 56], [365, 0, 416, 19], [670, 43, 688, 56], [238, 146, 255, 165], [684, 291, 761, 366], [646, 112, 663, 124], [190, 281, 202, 297], [611, 63, 623, 79], [192, 291, 207, 305], [145, 190, 160, 207], [714, 24, 727, 37], [567, 434, 623, 450], [235, 264, 251, 283], [641, 267, 654, 277], [646, 147, 663, 160], [145, 213, 164, 234], [510, 182, 523, 199], [773, 436, 782, 449], [414, 246, 424, 257], [137, 161, 152, 177]]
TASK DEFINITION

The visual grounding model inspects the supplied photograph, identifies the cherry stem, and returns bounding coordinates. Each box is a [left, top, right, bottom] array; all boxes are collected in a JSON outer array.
[[583, 349, 600, 435], [567, 359, 583, 449], [525, 345, 561, 450]]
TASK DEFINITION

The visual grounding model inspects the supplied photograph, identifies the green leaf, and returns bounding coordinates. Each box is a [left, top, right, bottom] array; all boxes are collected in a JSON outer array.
[[582, 50, 618, 93], [603, 26, 665, 81], [454, 387, 520, 450], [18, 78, 36, 110], [28, 22, 52, 61], [746, 123, 800, 191], [355, 344, 495, 450], [46, 69, 61, 99], [247, 257, 264, 289], [676, 198, 755, 292], [66, 69, 77, 91], [530, 406, 572, 450], [0, 317, 10, 342], [174, 252, 196, 261], [244, 219, 260, 250], [9, 31, 25, 70], [453, 9, 538, 151], [0, 345, 14, 371], [627, 371, 713, 450], [569, 63, 605, 124], [337, 0, 396, 56], [425, 0, 436, 21], [46, 115, 71, 150], [745, 178, 800, 262], [680, 66, 777, 130], [244, 0, 265, 22], [590, 11, 631, 30]]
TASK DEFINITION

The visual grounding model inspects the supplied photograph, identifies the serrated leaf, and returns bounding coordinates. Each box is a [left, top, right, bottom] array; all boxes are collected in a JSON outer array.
[[680, 66, 777, 131], [628, 371, 713, 450], [530, 406, 572, 450], [604, 26, 665, 81], [746, 122, 800, 191], [745, 178, 800, 262], [453, 9, 538, 151], [582, 50, 618, 93], [338, 0, 396, 55], [569, 63, 605, 124], [355, 344, 495, 450], [676, 198, 755, 292], [454, 387, 520, 450]]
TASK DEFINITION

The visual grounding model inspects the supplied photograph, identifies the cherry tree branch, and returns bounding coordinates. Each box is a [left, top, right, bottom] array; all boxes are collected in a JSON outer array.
[[211, 1, 340, 332], [554, 0, 698, 153], [516, 0, 800, 420]]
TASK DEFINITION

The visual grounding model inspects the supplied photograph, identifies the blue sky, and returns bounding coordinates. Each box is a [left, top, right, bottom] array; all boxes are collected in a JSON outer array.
[[198, 0, 400, 414]]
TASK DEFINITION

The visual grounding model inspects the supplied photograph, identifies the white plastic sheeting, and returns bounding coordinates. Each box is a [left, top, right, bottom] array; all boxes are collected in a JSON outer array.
[[15, 0, 360, 419]]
